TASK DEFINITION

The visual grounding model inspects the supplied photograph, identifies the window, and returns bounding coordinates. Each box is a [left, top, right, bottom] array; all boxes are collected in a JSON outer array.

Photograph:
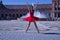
[[58, 7, 60, 10], [16, 14, 18, 17], [1, 14, 4, 17], [13, 14, 15, 17], [55, 13, 57, 17], [55, 7, 57, 10], [5, 14, 8, 17], [9, 14, 11, 17], [58, 13, 60, 17]]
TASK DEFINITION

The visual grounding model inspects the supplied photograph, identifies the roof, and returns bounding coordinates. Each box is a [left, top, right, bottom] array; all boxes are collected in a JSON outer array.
[[4, 5, 32, 9], [34, 4, 52, 8], [4, 4, 52, 9]]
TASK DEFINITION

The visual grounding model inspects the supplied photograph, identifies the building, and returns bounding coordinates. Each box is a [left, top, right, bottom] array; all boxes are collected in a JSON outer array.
[[0, 0, 60, 20], [52, 0, 60, 20], [0, 0, 30, 20]]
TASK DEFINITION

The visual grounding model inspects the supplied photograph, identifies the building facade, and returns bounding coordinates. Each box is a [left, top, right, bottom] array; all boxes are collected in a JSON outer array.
[[52, 0, 60, 20], [0, 0, 60, 20], [0, 1, 29, 20]]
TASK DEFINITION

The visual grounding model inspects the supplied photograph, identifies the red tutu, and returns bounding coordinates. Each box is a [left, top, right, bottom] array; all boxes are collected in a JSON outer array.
[[24, 11, 39, 22], [24, 16, 39, 22]]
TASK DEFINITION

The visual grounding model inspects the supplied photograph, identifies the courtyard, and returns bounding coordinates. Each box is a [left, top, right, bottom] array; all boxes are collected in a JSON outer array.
[[0, 20, 60, 40]]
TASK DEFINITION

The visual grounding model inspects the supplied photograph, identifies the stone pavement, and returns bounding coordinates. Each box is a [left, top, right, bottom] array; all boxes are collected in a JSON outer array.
[[0, 20, 60, 40], [0, 20, 60, 33]]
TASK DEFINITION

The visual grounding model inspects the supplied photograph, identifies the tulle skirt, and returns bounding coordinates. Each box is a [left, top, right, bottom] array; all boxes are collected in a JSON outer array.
[[24, 16, 39, 22]]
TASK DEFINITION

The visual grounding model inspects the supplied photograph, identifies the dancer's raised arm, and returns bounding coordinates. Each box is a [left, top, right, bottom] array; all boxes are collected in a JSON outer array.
[[26, 2, 30, 12]]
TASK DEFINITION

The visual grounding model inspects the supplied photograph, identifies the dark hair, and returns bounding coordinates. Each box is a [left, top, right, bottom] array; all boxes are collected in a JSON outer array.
[[32, 10, 34, 12]]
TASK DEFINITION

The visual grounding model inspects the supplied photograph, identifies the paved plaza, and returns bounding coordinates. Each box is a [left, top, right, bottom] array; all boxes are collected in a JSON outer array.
[[0, 20, 60, 40]]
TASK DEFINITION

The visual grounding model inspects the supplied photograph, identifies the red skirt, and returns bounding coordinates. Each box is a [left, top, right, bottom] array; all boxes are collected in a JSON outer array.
[[24, 16, 39, 22]]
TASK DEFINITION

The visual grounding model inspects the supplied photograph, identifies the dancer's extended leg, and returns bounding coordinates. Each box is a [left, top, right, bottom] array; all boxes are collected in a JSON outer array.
[[26, 22, 31, 32], [34, 21, 39, 33]]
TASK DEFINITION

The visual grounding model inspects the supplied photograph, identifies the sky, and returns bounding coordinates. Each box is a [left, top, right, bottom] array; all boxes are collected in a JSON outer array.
[[2, 0, 52, 5]]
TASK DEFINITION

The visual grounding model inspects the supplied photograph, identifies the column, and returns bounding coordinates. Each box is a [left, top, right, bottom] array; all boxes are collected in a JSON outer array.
[[52, 1, 55, 20]]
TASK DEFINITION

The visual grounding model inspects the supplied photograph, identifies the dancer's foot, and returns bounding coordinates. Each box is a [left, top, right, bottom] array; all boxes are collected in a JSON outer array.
[[34, 21, 39, 33], [26, 22, 31, 32]]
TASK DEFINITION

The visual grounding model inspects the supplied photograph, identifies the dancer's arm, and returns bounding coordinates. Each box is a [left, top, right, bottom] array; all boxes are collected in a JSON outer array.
[[26, 2, 30, 12]]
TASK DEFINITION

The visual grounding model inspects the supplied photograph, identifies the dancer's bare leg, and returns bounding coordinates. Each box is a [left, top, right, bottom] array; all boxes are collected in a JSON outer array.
[[34, 21, 39, 33], [26, 22, 31, 32]]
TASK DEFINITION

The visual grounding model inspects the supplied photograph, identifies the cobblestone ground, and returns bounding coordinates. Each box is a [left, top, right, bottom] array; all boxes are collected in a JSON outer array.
[[0, 20, 60, 32], [0, 20, 60, 40]]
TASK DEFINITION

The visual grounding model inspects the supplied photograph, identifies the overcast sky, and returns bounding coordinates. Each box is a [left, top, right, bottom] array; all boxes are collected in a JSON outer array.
[[2, 0, 52, 5]]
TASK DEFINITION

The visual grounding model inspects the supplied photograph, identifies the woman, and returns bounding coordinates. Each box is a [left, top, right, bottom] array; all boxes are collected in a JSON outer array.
[[24, 7, 40, 33]]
